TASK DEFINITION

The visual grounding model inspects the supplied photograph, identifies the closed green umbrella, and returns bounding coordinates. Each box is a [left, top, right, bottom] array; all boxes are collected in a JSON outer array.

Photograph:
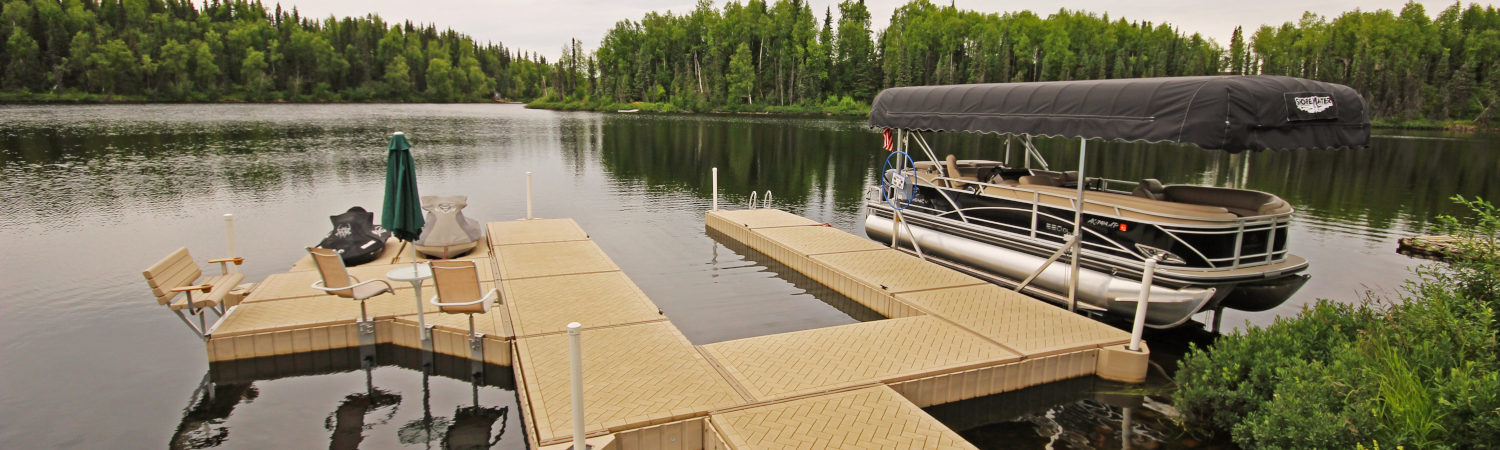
[[383, 131, 432, 340], [382, 132, 424, 242]]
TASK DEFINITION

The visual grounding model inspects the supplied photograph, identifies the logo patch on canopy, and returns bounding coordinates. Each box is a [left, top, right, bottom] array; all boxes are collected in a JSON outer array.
[[1285, 92, 1339, 121]]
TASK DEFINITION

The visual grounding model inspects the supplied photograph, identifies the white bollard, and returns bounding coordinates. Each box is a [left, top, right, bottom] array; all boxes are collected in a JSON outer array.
[[526, 171, 534, 220], [223, 214, 239, 274], [568, 322, 586, 450], [711, 167, 718, 211], [1129, 257, 1159, 352]]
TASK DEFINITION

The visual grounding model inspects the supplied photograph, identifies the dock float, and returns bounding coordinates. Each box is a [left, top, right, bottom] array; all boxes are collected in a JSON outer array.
[[200, 209, 1148, 448]]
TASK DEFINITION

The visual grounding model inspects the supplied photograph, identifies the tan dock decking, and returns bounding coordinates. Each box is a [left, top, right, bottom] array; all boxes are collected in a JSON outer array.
[[200, 210, 1144, 449], [712, 385, 977, 450]]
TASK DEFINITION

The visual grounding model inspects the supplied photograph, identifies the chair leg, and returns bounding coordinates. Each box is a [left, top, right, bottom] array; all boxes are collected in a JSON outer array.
[[466, 313, 484, 377], [357, 300, 376, 347]]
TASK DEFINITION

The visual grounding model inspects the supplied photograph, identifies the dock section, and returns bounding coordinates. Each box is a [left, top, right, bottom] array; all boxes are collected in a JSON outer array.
[[198, 210, 1145, 449], [704, 208, 1141, 398], [488, 219, 746, 447]]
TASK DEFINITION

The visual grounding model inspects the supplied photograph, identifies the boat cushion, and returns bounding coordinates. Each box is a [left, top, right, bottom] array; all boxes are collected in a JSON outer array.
[[1163, 185, 1291, 217], [1133, 179, 1166, 200]]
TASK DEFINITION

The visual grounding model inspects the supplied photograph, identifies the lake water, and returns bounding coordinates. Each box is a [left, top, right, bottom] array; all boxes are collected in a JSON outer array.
[[1, 104, 1494, 448]]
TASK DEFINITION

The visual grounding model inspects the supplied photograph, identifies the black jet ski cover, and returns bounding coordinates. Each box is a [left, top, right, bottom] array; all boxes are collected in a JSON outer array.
[[315, 206, 393, 265], [868, 75, 1370, 152]]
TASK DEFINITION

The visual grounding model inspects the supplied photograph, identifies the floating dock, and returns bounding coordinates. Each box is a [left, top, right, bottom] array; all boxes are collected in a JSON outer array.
[[199, 208, 1148, 448]]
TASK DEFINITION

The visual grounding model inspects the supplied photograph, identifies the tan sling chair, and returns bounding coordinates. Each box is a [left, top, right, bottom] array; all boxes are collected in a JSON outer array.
[[428, 260, 499, 342], [307, 247, 395, 322]]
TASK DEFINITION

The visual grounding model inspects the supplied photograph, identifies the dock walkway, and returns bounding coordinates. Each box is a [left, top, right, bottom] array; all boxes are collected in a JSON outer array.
[[200, 209, 1147, 448]]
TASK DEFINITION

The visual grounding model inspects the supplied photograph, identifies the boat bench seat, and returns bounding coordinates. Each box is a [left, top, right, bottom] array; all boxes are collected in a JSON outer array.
[[143, 247, 245, 311], [1163, 185, 1292, 217], [982, 183, 1240, 224]]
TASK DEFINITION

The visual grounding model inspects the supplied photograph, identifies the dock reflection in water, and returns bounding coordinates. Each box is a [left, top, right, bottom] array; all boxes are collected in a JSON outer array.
[[175, 345, 520, 449]]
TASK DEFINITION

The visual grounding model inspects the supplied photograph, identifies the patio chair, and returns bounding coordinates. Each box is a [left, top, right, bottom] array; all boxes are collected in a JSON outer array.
[[428, 260, 499, 341], [307, 247, 394, 322]]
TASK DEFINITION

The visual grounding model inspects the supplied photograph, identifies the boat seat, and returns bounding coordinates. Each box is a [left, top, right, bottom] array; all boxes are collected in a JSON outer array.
[[1031, 170, 1079, 185], [143, 247, 245, 312], [1163, 185, 1292, 217], [1018, 175, 1061, 187], [980, 184, 1238, 224], [1133, 179, 1166, 201]]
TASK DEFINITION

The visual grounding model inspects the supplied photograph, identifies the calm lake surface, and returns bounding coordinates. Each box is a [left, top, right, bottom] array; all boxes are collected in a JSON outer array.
[[1, 104, 1495, 449]]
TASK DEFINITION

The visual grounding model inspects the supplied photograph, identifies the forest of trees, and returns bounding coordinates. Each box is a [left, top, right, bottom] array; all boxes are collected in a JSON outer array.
[[3, 0, 1500, 123], [578, 0, 1222, 111], [563, 0, 1500, 123], [0, 0, 561, 101], [1240, 2, 1500, 122]]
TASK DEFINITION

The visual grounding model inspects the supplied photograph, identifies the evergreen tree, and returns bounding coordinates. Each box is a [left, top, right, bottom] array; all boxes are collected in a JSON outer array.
[[727, 41, 754, 104]]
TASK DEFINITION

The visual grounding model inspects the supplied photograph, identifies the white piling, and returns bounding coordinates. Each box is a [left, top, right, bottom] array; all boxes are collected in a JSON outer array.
[[525, 171, 534, 220], [223, 214, 239, 274], [1129, 257, 1158, 352], [711, 167, 718, 211], [568, 322, 586, 450]]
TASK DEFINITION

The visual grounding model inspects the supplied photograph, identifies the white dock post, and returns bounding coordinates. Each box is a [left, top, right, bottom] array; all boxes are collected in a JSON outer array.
[[1129, 257, 1159, 352], [568, 322, 586, 450], [223, 214, 239, 274], [711, 167, 718, 211], [526, 171, 534, 220]]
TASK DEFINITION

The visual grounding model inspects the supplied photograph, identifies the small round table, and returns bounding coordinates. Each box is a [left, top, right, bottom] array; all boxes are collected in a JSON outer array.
[[387, 262, 433, 341]]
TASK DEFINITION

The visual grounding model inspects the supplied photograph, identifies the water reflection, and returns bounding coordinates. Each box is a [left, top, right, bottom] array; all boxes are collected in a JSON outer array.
[[174, 345, 519, 449]]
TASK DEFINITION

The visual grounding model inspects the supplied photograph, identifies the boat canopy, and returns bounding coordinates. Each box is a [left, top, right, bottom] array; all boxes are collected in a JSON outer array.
[[868, 75, 1370, 152]]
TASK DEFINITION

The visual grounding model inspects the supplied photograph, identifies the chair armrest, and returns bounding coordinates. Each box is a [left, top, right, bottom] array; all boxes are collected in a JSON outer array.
[[209, 257, 245, 275], [310, 278, 393, 293], [429, 288, 499, 307], [172, 284, 213, 293]]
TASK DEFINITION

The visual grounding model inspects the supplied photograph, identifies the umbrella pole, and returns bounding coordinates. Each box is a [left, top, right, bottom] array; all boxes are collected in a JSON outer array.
[[411, 240, 430, 342]]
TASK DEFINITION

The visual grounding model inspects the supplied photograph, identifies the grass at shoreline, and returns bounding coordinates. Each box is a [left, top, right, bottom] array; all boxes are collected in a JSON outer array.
[[524, 95, 871, 117], [0, 91, 512, 105]]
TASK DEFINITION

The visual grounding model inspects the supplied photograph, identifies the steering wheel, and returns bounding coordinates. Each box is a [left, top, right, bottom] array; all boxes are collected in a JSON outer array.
[[880, 150, 917, 210]]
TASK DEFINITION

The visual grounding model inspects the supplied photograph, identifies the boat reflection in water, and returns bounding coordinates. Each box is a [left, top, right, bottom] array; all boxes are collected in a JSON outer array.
[[172, 345, 513, 449]]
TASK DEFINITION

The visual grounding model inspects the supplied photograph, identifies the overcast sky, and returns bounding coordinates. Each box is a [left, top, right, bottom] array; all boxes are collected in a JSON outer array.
[[278, 0, 1466, 60]]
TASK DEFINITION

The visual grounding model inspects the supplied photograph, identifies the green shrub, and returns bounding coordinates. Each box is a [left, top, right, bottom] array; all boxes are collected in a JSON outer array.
[[1174, 196, 1500, 448], [1173, 300, 1374, 438]]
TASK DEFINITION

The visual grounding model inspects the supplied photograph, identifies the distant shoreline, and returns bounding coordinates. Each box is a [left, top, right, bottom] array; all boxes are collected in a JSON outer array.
[[4, 94, 1489, 132]]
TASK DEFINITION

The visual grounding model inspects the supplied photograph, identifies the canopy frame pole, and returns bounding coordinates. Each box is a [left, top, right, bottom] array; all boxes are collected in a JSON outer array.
[[1067, 139, 1088, 312], [1024, 136, 1050, 171], [910, 131, 942, 168], [911, 133, 967, 222], [1003, 136, 1012, 166]]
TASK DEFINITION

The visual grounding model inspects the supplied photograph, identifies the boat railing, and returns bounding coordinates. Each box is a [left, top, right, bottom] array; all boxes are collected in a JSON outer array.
[[888, 174, 1293, 270]]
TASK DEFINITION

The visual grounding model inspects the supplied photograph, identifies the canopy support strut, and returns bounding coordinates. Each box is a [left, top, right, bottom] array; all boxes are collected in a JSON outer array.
[[1067, 139, 1087, 312]]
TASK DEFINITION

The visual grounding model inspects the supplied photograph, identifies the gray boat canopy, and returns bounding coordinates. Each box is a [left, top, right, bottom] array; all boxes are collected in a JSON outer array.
[[868, 75, 1370, 152]]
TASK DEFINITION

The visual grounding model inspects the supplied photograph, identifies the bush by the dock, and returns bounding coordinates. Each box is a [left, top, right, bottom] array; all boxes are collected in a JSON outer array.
[[1173, 196, 1500, 449]]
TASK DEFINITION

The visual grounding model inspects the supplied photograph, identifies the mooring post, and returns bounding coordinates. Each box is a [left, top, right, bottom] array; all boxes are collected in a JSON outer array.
[[1129, 256, 1160, 352], [526, 171, 534, 220], [568, 322, 586, 450], [223, 214, 239, 274], [711, 167, 718, 211]]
